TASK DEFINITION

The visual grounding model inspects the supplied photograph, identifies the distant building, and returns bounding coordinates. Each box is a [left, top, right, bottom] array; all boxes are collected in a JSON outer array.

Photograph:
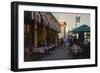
[[58, 21, 68, 38]]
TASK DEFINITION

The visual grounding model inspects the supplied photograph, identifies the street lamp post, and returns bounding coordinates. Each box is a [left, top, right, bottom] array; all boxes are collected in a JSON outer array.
[[64, 22, 67, 37], [76, 13, 80, 39], [76, 13, 80, 28]]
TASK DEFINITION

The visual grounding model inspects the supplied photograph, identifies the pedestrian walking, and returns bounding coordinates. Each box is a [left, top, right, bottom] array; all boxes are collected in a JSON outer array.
[[61, 37, 64, 48]]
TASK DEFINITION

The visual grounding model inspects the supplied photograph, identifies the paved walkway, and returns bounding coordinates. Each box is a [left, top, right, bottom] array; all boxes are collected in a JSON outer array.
[[41, 43, 73, 60], [25, 42, 88, 62]]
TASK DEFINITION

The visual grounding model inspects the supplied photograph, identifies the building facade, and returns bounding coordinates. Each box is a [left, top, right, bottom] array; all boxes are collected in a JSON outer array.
[[24, 11, 61, 50]]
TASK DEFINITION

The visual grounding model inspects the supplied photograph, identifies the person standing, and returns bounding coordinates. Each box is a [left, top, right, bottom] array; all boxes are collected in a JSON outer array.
[[63, 36, 68, 48]]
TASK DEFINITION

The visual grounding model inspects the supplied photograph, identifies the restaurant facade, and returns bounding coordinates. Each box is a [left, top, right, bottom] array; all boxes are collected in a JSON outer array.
[[24, 11, 61, 59]]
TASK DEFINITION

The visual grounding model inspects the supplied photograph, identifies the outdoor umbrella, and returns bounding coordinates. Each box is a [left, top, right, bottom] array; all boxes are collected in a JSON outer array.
[[72, 24, 90, 33]]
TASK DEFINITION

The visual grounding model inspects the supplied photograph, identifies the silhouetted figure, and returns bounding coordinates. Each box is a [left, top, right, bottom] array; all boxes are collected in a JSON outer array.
[[61, 38, 64, 48]]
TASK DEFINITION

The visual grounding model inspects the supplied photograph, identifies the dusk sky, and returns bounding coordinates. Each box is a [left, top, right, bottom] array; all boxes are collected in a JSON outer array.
[[52, 12, 90, 31]]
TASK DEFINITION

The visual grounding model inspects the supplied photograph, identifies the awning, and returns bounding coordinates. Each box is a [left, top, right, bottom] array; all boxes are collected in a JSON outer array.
[[46, 13, 61, 33], [24, 11, 61, 32], [39, 12, 49, 26]]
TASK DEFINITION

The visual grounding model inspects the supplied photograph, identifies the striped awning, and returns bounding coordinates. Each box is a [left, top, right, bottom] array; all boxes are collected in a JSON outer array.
[[39, 12, 49, 26], [45, 13, 61, 32], [24, 11, 61, 32]]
